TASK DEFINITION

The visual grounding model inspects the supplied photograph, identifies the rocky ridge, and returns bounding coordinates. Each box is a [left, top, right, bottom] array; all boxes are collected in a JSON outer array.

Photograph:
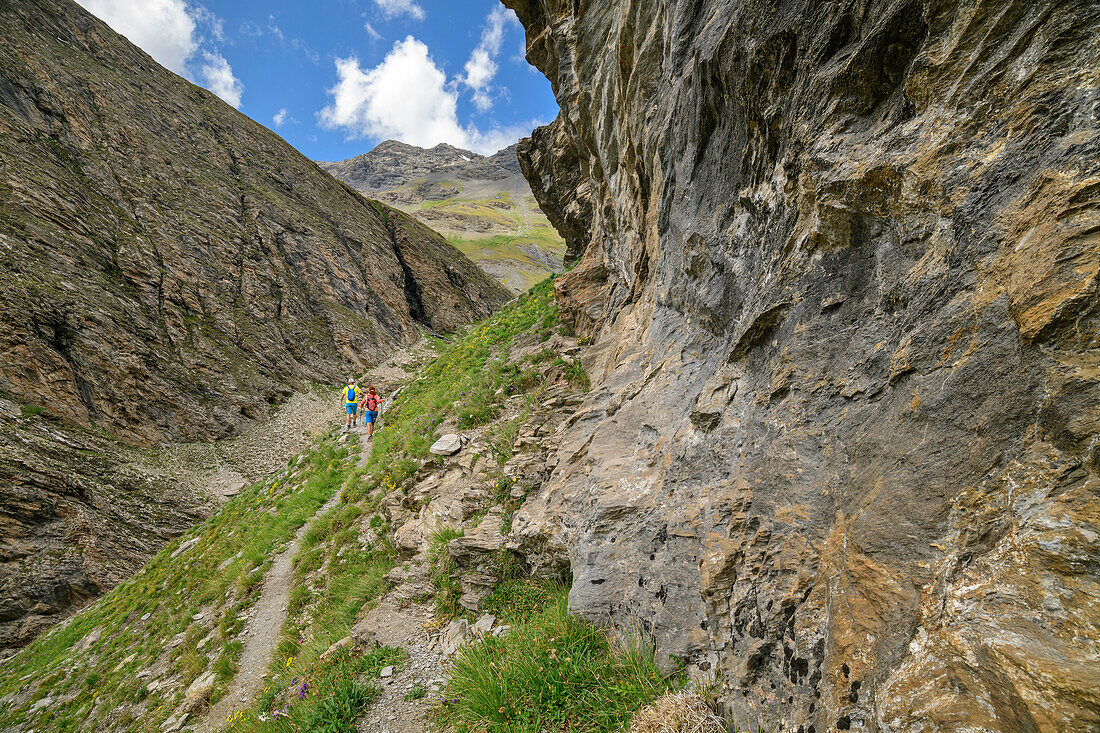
[[0, 0, 507, 649], [320, 140, 523, 192], [506, 0, 1100, 731]]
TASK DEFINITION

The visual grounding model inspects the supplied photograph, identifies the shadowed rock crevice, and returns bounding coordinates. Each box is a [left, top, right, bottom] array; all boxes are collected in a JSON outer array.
[[383, 213, 430, 329]]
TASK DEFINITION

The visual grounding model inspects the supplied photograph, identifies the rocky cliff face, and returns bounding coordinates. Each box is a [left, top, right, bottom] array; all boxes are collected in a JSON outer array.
[[0, 398, 207, 650], [505, 0, 1100, 730], [0, 0, 507, 648]]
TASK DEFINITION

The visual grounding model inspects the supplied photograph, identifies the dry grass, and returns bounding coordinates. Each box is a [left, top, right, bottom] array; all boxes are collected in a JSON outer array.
[[629, 690, 726, 733]]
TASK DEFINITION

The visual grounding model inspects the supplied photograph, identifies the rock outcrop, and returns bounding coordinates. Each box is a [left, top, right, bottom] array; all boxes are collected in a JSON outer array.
[[320, 140, 522, 192], [0, 397, 206, 649], [0, 0, 507, 647], [505, 0, 1100, 730]]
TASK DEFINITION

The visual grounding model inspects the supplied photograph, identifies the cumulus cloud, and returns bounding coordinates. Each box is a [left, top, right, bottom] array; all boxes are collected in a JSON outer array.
[[75, 0, 243, 106], [198, 52, 243, 108], [273, 108, 289, 127], [77, 0, 197, 74], [320, 38, 463, 147], [191, 5, 224, 42], [319, 36, 536, 155], [373, 0, 425, 21], [462, 6, 519, 111]]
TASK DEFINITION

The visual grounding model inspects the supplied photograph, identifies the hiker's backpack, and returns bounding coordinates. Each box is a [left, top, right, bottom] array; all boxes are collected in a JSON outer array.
[[367, 393, 380, 411], [346, 386, 356, 403]]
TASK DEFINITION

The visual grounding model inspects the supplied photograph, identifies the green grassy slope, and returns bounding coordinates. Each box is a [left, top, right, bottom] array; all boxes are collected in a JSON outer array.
[[0, 279, 684, 733], [320, 142, 567, 292], [0, 281, 559, 731], [382, 189, 566, 293]]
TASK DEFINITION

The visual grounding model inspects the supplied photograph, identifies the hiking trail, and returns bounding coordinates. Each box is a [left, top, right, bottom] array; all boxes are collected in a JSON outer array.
[[194, 341, 433, 731], [355, 600, 446, 733], [199, 490, 343, 732]]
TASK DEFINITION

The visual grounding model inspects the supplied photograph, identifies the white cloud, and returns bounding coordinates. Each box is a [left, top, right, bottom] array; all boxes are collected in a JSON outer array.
[[462, 6, 519, 112], [76, 0, 243, 107], [373, 0, 425, 21], [273, 108, 289, 127], [465, 49, 495, 111], [364, 22, 382, 41], [199, 51, 243, 108], [191, 6, 224, 42], [320, 39, 462, 147], [77, 0, 196, 74], [267, 15, 284, 41], [319, 36, 536, 155]]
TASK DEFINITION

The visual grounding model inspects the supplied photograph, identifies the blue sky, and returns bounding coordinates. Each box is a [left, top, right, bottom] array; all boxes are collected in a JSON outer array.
[[74, 0, 559, 159]]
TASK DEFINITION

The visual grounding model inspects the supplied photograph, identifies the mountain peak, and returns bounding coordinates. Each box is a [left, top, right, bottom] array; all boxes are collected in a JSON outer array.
[[320, 138, 522, 192]]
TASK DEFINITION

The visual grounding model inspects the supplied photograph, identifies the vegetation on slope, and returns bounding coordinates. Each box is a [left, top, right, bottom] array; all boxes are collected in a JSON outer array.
[[0, 436, 358, 731], [390, 187, 566, 293], [438, 585, 676, 733], [0, 278, 681, 733]]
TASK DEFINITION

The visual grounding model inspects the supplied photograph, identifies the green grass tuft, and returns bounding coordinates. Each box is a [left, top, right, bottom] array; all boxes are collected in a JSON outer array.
[[437, 590, 677, 733], [482, 578, 562, 625]]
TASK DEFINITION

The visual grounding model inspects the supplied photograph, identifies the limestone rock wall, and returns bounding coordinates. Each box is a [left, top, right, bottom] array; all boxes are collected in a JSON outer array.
[[505, 0, 1100, 730]]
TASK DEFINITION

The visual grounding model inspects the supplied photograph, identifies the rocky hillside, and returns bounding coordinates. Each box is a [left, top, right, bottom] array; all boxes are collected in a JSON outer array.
[[0, 0, 506, 649], [322, 140, 522, 191], [0, 281, 601, 732], [322, 141, 566, 292], [506, 0, 1100, 731]]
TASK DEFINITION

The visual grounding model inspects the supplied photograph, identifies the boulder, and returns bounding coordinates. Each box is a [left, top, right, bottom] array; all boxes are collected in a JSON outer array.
[[448, 509, 505, 562], [441, 618, 469, 656], [179, 670, 216, 714], [392, 520, 426, 555], [457, 571, 499, 613], [429, 434, 466, 455], [471, 613, 496, 636], [351, 598, 431, 651]]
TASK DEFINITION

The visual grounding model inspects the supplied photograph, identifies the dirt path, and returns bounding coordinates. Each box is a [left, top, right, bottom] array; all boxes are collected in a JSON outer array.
[[149, 341, 433, 504], [199, 491, 342, 731], [196, 342, 433, 730], [355, 601, 449, 733]]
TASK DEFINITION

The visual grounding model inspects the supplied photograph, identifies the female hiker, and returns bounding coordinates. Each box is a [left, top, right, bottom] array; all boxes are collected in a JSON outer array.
[[360, 384, 382, 439]]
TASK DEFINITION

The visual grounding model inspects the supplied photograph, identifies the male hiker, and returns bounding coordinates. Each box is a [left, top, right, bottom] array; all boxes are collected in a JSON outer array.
[[342, 378, 358, 430], [360, 384, 381, 439]]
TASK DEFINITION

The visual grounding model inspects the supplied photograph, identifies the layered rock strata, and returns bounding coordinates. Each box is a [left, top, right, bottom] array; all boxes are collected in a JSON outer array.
[[505, 0, 1100, 730], [0, 0, 507, 647]]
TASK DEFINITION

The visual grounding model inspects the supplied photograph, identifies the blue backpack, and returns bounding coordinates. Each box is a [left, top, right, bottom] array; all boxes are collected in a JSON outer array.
[[346, 386, 356, 403]]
